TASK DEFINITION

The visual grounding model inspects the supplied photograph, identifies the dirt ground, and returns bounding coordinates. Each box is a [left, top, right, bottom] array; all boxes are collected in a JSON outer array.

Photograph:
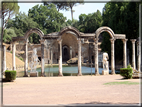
[[2, 75, 141, 106], [6, 51, 24, 69]]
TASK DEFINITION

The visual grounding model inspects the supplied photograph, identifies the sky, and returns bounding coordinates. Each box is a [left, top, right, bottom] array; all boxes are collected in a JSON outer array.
[[17, 2, 107, 21]]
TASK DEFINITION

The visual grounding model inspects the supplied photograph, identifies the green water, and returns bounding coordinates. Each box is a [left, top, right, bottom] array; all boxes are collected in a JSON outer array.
[[17, 65, 120, 77]]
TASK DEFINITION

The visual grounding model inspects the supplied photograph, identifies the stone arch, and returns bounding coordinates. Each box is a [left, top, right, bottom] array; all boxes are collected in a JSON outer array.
[[59, 26, 80, 38], [24, 28, 44, 40], [95, 27, 115, 39]]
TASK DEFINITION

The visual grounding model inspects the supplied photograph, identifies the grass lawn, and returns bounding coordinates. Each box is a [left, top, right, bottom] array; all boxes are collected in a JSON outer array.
[[103, 81, 140, 85]]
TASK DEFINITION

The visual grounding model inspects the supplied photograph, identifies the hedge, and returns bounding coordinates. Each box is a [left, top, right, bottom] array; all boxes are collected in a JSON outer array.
[[5, 70, 16, 81], [120, 68, 133, 79]]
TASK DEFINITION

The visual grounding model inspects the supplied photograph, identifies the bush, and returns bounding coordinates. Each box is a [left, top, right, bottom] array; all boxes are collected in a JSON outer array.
[[127, 64, 131, 68], [120, 68, 133, 79], [5, 70, 16, 81]]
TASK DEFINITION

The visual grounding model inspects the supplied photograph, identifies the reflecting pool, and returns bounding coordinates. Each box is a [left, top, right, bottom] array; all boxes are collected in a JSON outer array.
[[17, 65, 120, 77]]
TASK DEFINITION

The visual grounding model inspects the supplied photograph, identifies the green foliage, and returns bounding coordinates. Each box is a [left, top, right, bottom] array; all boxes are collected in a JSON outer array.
[[101, 2, 139, 61], [120, 68, 133, 79], [78, 10, 102, 33], [3, 28, 17, 43], [2, 0, 19, 34], [7, 12, 38, 37], [19, 57, 23, 61], [5, 70, 16, 81], [28, 4, 66, 35], [127, 64, 132, 68]]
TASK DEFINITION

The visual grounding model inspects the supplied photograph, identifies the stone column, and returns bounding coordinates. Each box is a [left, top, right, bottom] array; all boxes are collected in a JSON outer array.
[[57, 38, 63, 76], [122, 39, 128, 68], [3, 45, 6, 72], [130, 39, 136, 70], [70, 46, 72, 59], [40, 40, 46, 77], [47, 46, 50, 63], [12, 42, 16, 70], [136, 40, 141, 72], [77, 38, 82, 76], [94, 38, 99, 75], [24, 40, 28, 77], [50, 47, 53, 64], [110, 38, 116, 75]]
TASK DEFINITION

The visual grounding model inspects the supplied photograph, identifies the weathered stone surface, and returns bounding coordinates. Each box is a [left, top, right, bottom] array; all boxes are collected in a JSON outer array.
[[102, 70, 109, 75], [130, 39, 136, 70], [30, 72, 38, 77]]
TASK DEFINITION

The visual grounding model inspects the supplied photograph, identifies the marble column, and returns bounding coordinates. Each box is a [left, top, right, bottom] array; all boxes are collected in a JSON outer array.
[[136, 41, 141, 72], [110, 38, 116, 75], [3, 45, 6, 72], [94, 38, 100, 75], [12, 42, 16, 71], [47, 46, 50, 63], [40, 40, 46, 77], [77, 38, 82, 76], [50, 47, 53, 64], [70, 46, 72, 59], [24, 40, 28, 77], [122, 39, 128, 68], [130, 39, 136, 70], [58, 38, 63, 76]]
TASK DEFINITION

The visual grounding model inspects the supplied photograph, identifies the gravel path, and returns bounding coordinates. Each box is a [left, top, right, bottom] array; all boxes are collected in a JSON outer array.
[[3, 75, 141, 106]]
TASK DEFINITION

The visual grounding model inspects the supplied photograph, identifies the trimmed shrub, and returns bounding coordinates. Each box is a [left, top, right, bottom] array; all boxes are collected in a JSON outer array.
[[120, 68, 133, 79], [5, 70, 16, 81], [127, 64, 131, 68]]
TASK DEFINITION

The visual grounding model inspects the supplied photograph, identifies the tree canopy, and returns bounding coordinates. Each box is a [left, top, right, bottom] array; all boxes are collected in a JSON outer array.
[[28, 3, 66, 34], [1, 0, 19, 37], [101, 2, 139, 61], [42, 0, 84, 20]]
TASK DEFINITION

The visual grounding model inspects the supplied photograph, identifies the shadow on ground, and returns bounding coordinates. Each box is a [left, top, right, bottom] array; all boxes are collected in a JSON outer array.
[[60, 101, 140, 107]]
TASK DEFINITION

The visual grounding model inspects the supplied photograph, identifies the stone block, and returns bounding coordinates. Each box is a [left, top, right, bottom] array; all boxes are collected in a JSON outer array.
[[30, 72, 38, 77], [102, 70, 109, 75]]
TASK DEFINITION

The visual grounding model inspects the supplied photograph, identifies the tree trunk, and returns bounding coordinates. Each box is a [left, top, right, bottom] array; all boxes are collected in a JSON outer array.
[[71, 7, 73, 21]]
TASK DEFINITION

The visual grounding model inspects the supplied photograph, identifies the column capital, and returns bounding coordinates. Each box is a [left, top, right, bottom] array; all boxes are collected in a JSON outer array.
[[77, 38, 81, 41], [110, 38, 116, 44], [40, 39, 45, 44], [136, 41, 140, 46], [93, 38, 99, 44], [57, 37, 62, 43], [12, 41, 16, 45], [130, 39, 136, 44], [122, 39, 128, 44], [77, 38, 82, 44], [23, 40, 28, 44]]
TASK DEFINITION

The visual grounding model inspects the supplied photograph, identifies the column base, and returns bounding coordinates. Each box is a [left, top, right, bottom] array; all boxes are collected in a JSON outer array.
[[111, 72, 116, 75], [94, 72, 100, 76], [58, 74, 63, 76], [41, 73, 46, 77], [23, 74, 28, 77], [77, 73, 82, 76]]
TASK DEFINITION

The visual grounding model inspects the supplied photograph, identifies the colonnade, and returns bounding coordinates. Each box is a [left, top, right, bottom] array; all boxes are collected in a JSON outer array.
[[3, 26, 141, 76], [3, 37, 141, 77], [130, 39, 141, 72]]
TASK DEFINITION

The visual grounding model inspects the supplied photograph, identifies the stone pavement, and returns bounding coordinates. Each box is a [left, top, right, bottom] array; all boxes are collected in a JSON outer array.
[[2, 75, 141, 106]]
